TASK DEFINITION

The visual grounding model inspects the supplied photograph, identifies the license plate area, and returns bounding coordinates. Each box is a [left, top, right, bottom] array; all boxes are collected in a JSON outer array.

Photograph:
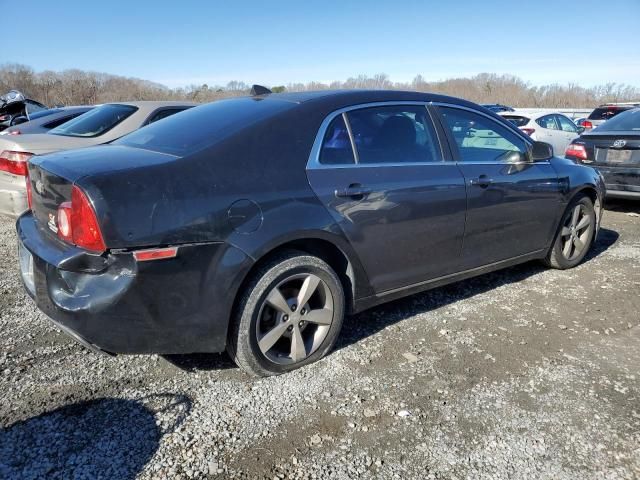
[[600, 148, 633, 164]]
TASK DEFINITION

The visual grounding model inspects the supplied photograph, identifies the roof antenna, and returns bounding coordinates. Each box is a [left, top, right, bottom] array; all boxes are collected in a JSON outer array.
[[250, 84, 272, 96]]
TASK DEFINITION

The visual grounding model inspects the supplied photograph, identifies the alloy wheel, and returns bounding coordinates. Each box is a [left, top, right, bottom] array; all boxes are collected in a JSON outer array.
[[560, 204, 592, 261], [256, 273, 334, 365]]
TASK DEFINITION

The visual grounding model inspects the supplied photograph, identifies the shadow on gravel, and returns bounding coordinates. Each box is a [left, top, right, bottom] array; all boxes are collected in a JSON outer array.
[[0, 393, 191, 480], [162, 352, 236, 372], [336, 227, 619, 351]]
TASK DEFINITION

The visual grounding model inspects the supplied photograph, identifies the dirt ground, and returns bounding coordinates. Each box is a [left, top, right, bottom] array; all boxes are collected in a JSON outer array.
[[0, 200, 639, 479]]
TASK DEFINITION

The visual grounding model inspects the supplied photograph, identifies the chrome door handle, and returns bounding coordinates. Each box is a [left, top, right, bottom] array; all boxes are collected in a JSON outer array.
[[335, 183, 372, 199], [469, 175, 493, 188]]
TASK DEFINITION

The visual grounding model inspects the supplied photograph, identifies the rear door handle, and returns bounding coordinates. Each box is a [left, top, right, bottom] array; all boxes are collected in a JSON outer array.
[[335, 183, 372, 199], [469, 175, 493, 188]]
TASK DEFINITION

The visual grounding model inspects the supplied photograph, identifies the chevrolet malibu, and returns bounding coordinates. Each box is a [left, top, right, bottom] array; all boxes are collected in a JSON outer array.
[[17, 90, 605, 376]]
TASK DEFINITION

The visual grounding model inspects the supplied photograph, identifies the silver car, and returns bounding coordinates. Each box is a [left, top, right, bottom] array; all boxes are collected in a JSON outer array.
[[0, 101, 196, 217], [499, 110, 582, 155]]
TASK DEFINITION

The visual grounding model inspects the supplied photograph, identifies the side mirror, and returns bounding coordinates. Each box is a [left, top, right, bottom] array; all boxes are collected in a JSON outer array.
[[530, 141, 554, 162], [577, 126, 585, 134]]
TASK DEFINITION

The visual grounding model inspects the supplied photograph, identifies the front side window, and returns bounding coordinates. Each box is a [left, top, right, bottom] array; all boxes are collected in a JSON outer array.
[[319, 114, 355, 165], [439, 106, 527, 163], [345, 105, 440, 164], [49, 104, 138, 138], [556, 115, 578, 133], [536, 115, 559, 130]]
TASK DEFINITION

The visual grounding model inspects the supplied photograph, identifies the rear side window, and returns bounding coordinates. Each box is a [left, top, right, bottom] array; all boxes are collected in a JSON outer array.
[[49, 104, 137, 138], [319, 115, 355, 165], [588, 106, 631, 121], [439, 106, 527, 163], [145, 107, 189, 125], [556, 115, 578, 133], [536, 115, 559, 130], [345, 105, 440, 164], [502, 115, 530, 127]]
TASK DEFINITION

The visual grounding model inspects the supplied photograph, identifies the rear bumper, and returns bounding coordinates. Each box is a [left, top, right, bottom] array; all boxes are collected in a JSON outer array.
[[16, 212, 253, 354], [595, 166, 640, 199], [0, 179, 28, 218]]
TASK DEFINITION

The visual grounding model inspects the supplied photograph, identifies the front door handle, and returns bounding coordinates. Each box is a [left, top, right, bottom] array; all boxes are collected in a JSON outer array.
[[469, 175, 493, 188], [335, 183, 372, 199]]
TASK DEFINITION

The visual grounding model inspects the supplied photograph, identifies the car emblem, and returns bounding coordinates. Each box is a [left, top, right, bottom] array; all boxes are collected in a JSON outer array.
[[47, 213, 58, 233], [612, 139, 626, 148], [34, 179, 44, 195]]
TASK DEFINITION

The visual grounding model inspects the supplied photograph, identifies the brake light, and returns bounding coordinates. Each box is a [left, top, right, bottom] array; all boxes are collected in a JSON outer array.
[[582, 120, 593, 129], [520, 128, 535, 136], [8, 130, 20, 135], [56, 185, 106, 253], [565, 143, 588, 160], [0, 150, 33, 176]]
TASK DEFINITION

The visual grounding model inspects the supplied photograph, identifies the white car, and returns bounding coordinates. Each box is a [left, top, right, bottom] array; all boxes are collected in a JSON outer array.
[[498, 111, 582, 155]]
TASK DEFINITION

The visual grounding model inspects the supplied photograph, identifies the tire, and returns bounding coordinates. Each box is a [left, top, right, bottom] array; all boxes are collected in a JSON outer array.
[[227, 250, 345, 377], [544, 194, 596, 269]]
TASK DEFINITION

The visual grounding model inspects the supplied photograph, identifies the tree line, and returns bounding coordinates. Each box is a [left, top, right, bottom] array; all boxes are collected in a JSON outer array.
[[1, 63, 638, 109]]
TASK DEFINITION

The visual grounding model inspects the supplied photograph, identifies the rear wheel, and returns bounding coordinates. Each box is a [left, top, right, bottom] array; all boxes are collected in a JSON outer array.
[[544, 194, 596, 269], [227, 251, 345, 377]]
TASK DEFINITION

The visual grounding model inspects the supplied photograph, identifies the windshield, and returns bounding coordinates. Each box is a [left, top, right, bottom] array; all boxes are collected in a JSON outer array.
[[592, 108, 640, 132], [114, 97, 295, 156], [49, 104, 137, 137]]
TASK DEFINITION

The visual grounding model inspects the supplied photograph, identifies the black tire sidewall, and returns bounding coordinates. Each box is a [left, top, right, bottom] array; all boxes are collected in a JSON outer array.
[[230, 253, 345, 376]]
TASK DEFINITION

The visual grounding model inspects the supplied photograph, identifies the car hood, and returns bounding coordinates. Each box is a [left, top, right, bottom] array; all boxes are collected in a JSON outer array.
[[0, 133, 103, 155]]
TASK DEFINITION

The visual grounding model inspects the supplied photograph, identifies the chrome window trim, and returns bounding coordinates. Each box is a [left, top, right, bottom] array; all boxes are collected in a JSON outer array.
[[307, 101, 446, 170], [430, 101, 552, 165]]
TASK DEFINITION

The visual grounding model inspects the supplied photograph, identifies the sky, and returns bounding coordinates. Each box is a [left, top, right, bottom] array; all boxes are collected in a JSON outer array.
[[6, 0, 640, 89]]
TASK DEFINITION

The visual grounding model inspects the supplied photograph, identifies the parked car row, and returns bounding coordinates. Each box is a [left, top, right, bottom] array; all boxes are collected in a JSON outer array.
[[14, 88, 606, 377], [565, 107, 640, 199], [0, 100, 196, 217]]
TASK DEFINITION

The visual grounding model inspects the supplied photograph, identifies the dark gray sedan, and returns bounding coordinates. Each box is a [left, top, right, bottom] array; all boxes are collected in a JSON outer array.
[[17, 90, 605, 376]]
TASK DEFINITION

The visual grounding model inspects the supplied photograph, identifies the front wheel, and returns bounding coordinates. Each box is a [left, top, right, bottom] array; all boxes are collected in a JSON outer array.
[[227, 251, 345, 377], [544, 194, 596, 269]]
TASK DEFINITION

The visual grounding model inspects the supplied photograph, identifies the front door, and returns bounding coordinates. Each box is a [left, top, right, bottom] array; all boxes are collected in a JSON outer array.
[[307, 104, 467, 293], [436, 105, 564, 270]]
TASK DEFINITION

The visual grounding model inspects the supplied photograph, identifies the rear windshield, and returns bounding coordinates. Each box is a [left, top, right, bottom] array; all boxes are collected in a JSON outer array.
[[502, 115, 530, 127], [592, 108, 640, 132], [115, 97, 295, 156], [49, 104, 137, 137], [587, 106, 633, 121]]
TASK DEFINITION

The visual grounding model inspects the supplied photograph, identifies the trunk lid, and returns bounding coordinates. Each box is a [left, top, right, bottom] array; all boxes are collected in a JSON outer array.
[[581, 133, 640, 167]]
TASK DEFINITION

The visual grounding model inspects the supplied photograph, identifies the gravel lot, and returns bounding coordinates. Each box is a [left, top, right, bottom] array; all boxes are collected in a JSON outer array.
[[1, 201, 639, 480]]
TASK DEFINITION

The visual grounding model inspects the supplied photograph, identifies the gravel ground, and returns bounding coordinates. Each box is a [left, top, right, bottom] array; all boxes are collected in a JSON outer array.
[[1, 201, 639, 480]]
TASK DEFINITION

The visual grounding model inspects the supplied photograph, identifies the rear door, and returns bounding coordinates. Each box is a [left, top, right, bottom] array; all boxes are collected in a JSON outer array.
[[535, 115, 564, 154], [435, 105, 563, 270], [307, 103, 467, 293]]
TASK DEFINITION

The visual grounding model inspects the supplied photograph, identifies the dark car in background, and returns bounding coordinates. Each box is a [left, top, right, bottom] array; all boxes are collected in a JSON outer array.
[[482, 103, 515, 113], [17, 90, 604, 376], [0, 106, 94, 136], [566, 107, 640, 199], [0, 90, 48, 131], [582, 103, 640, 131]]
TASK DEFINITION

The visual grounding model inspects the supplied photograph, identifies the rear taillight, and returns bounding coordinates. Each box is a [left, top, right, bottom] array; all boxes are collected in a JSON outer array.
[[582, 120, 593, 129], [520, 128, 535, 136], [0, 115, 8, 122], [56, 185, 106, 253], [8, 130, 21, 135], [0, 150, 33, 176], [565, 143, 588, 161]]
